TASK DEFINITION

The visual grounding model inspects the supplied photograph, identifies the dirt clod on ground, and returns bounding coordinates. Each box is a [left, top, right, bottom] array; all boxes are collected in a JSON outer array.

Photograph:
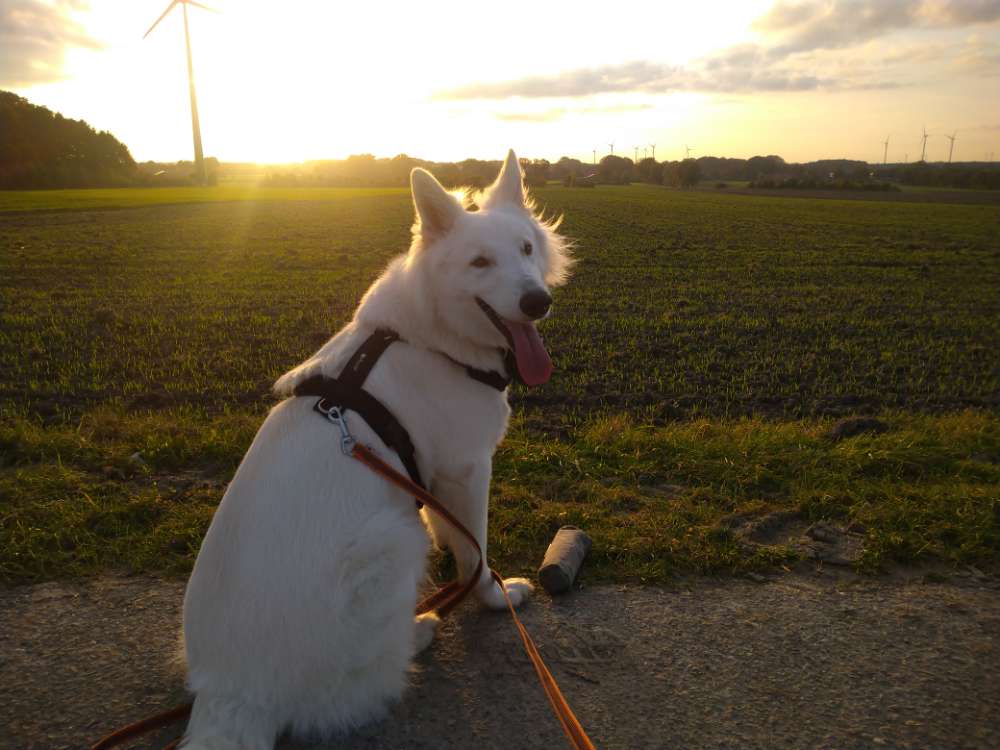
[[828, 416, 890, 442]]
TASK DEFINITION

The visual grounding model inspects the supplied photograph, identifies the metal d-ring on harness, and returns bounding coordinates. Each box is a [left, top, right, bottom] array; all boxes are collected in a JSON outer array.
[[316, 403, 356, 456]]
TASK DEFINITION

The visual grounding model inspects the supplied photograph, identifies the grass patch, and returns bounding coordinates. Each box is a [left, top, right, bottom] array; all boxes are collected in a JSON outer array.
[[2, 409, 996, 583], [2, 186, 998, 426], [1, 185, 998, 582], [0, 186, 407, 213]]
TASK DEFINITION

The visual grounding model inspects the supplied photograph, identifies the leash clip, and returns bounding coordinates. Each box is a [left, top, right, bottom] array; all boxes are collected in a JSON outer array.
[[317, 402, 356, 455]]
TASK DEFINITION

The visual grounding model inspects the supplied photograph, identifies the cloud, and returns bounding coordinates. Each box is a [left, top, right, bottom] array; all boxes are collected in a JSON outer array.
[[444, 61, 680, 99], [437, 0, 997, 101], [0, 0, 102, 87], [496, 109, 568, 123], [948, 36, 1000, 75], [495, 103, 654, 122], [439, 55, 884, 100], [757, 0, 1000, 55]]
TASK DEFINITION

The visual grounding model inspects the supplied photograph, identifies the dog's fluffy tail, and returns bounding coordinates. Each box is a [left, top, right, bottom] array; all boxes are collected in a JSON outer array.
[[179, 693, 277, 750]]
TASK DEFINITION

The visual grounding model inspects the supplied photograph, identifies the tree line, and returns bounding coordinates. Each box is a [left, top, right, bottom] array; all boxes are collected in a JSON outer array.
[[0, 91, 139, 189], [267, 153, 999, 191], [3, 90, 997, 191]]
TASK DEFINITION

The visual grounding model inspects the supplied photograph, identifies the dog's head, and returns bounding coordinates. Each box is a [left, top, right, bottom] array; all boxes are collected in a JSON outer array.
[[407, 150, 572, 386]]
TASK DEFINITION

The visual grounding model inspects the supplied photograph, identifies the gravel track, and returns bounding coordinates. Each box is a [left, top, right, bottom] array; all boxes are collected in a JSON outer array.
[[2, 570, 998, 750]]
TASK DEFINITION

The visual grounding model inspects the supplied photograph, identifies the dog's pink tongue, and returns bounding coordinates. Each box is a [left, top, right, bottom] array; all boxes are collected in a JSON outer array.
[[506, 321, 553, 386]]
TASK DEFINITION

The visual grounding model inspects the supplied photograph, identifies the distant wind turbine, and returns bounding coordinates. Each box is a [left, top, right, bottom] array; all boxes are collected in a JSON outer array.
[[684, 144, 694, 159], [882, 134, 890, 165], [920, 125, 929, 163], [608, 142, 615, 156], [946, 130, 957, 163], [633, 145, 640, 161], [649, 143, 656, 161], [144, 0, 219, 185], [592, 147, 597, 165]]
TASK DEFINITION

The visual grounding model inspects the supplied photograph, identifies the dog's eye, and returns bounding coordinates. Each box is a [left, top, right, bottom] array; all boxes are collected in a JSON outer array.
[[522, 241, 533, 256], [470, 256, 493, 268]]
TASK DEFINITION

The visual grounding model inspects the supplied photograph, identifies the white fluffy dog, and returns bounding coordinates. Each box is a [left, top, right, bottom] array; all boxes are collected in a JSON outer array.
[[179, 150, 571, 750]]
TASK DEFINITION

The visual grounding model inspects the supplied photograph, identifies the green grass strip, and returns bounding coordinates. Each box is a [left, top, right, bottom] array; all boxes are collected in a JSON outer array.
[[2, 408, 996, 583]]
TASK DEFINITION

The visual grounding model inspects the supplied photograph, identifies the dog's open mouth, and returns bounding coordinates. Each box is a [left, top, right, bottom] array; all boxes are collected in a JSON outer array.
[[475, 297, 553, 386]]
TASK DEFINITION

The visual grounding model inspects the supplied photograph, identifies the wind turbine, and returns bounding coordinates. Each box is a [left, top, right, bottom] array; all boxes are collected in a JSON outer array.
[[144, 0, 219, 185], [920, 125, 929, 163], [684, 144, 694, 159], [946, 130, 957, 163], [882, 134, 890, 165], [592, 147, 597, 165], [649, 143, 656, 161], [608, 142, 615, 156], [633, 145, 640, 162]]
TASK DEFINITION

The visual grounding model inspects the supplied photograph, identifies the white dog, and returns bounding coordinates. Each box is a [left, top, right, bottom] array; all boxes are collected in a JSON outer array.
[[179, 150, 571, 750]]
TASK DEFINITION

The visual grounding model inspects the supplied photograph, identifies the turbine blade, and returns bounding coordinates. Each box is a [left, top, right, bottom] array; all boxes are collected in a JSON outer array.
[[143, 0, 179, 38], [185, 0, 221, 13]]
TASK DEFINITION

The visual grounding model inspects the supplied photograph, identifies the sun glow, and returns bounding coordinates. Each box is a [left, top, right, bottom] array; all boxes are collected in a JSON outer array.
[[12, 0, 1000, 164], [13, 0, 771, 164]]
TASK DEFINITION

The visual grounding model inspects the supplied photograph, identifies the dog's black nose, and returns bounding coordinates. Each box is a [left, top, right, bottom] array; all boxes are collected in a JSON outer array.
[[519, 289, 552, 320]]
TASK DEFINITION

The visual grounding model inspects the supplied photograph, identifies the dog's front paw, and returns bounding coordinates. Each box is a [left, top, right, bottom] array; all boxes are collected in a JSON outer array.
[[478, 576, 534, 611]]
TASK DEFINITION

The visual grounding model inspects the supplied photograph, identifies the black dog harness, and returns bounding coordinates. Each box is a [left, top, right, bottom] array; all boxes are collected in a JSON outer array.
[[293, 328, 512, 495]]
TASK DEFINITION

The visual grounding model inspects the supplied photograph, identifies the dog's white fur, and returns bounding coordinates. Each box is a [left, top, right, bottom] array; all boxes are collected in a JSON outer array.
[[179, 151, 571, 750]]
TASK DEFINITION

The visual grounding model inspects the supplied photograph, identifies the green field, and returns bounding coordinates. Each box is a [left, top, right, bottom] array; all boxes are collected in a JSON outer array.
[[1, 185, 998, 582]]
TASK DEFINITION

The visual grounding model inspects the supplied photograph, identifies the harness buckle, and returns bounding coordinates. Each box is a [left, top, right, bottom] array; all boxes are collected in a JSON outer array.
[[317, 401, 356, 455]]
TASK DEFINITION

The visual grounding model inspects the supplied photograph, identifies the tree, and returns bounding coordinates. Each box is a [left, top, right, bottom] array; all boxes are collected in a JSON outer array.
[[0, 90, 139, 188], [744, 155, 785, 180], [597, 155, 632, 184], [522, 159, 550, 188], [678, 158, 701, 188], [636, 157, 660, 183]]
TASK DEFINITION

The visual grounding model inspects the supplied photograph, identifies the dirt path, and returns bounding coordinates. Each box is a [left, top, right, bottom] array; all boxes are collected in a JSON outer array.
[[2, 570, 998, 750]]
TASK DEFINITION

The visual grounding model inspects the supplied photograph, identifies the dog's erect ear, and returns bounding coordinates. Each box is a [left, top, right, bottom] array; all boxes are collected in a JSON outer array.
[[481, 149, 524, 209], [411, 168, 463, 239]]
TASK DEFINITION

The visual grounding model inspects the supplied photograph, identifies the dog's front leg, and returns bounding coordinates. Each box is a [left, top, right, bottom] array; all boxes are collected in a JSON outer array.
[[426, 463, 532, 610]]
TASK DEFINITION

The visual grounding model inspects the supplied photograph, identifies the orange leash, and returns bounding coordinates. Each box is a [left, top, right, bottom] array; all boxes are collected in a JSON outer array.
[[91, 444, 597, 750], [353, 444, 597, 750], [89, 703, 192, 750]]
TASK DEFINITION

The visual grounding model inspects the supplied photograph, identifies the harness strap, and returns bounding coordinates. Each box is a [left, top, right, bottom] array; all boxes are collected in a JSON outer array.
[[293, 328, 512, 491], [295, 371, 426, 493], [465, 359, 513, 391], [338, 328, 400, 389]]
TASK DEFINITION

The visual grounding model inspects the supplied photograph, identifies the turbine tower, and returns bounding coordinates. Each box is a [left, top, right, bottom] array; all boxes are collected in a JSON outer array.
[[920, 125, 929, 163], [882, 134, 890, 165], [592, 147, 597, 165], [633, 145, 640, 162], [946, 130, 957, 163], [684, 144, 694, 159], [608, 142, 615, 156], [144, 0, 218, 185], [649, 143, 656, 161]]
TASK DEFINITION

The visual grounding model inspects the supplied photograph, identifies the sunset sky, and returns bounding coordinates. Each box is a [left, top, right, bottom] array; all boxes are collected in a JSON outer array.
[[3, 0, 999, 165]]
